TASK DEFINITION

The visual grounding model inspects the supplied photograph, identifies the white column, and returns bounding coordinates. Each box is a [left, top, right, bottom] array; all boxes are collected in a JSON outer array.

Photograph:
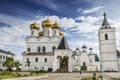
[[68, 58, 72, 72], [53, 57, 57, 72]]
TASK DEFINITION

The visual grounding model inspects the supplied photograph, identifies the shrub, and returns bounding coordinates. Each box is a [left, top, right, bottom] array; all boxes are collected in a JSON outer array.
[[81, 77, 91, 80], [48, 68, 53, 72], [81, 66, 87, 70]]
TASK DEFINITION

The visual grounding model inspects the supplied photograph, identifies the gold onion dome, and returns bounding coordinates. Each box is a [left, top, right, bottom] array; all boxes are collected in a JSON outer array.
[[30, 22, 40, 29], [59, 32, 64, 36], [53, 22, 60, 29], [42, 18, 53, 28]]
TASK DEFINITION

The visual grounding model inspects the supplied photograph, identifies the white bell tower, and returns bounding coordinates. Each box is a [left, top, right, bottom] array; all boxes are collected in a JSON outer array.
[[98, 12, 119, 71]]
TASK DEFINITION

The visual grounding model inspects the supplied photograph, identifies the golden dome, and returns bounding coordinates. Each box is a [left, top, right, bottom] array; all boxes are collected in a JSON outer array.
[[59, 32, 64, 36], [53, 22, 60, 29], [42, 18, 53, 28], [30, 22, 40, 29]]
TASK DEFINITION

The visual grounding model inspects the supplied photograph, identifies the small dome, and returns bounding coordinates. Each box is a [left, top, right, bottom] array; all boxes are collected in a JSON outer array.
[[89, 47, 93, 50], [76, 48, 79, 50], [82, 45, 87, 48], [59, 32, 64, 36], [53, 22, 60, 29], [42, 18, 53, 28], [30, 22, 40, 29]]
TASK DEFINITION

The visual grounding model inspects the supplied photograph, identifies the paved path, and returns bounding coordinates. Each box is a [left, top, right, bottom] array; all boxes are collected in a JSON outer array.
[[2, 75, 48, 80], [37, 73, 114, 80], [2, 72, 120, 80], [103, 72, 120, 80]]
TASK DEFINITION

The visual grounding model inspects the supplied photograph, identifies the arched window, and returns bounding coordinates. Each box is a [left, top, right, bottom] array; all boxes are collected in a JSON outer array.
[[52, 46, 56, 52], [54, 31, 56, 35], [27, 48, 31, 52], [44, 58, 47, 62], [26, 58, 29, 62], [48, 31, 49, 36], [35, 58, 38, 62], [105, 26, 107, 29], [105, 34, 108, 40], [31, 31, 34, 35], [37, 47, 41, 52], [83, 62, 86, 66], [42, 47, 46, 53]]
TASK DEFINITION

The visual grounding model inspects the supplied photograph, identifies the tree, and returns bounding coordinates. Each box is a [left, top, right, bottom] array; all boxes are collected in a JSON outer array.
[[26, 59, 31, 71], [4, 57, 14, 71], [14, 61, 20, 71], [117, 50, 120, 57]]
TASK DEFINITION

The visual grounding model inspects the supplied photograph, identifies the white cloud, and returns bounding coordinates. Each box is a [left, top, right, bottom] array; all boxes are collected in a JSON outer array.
[[0, 13, 120, 62], [83, 6, 104, 14]]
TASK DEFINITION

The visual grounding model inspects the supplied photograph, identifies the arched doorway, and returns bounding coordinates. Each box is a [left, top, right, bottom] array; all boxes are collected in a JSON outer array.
[[60, 56, 69, 70], [56, 56, 69, 72]]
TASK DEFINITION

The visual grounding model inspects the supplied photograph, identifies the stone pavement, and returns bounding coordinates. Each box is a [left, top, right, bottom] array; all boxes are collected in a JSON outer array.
[[103, 72, 120, 80], [37, 73, 114, 80], [2, 75, 48, 80], [2, 72, 120, 80]]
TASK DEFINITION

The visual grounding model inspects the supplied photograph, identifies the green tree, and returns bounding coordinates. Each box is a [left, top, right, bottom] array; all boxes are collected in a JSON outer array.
[[117, 50, 120, 57], [4, 57, 14, 70], [14, 61, 20, 70]]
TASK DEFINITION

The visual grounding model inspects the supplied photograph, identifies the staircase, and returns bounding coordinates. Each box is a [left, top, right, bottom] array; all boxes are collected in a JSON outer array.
[[55, 65, 68, 73]]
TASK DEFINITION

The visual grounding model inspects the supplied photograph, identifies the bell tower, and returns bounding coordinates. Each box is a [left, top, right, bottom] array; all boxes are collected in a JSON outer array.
[[98, 12, 118, 71]]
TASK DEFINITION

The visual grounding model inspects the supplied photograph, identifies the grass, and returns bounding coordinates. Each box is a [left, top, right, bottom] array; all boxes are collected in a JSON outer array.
[[0, 71, 46, 79], [0, 71, 18, 79]]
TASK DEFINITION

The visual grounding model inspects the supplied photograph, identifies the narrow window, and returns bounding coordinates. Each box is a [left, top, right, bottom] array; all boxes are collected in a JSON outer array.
[[42, 67, 44, 70], [32, 31, 34, 35], [83, 62, 86, 66], [37, 47, 41, 52], [3, 56, 5, 60], [52, 46, 56, 52], [35, 58, 38, 62], [48, 31, 49, 36], [45, 58, 47, 62], [0, 55, 2, 59], [54, 31, 56, 35], [42, 47, 46, 53], [27, 48, 31, 52], [77, 60, 78, 63], [26, 58, 29, 62], [105, 34, 108, 40]]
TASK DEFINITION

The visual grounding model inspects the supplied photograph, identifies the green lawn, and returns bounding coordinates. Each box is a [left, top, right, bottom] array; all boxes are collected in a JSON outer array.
[[0, 71, 46, 79], [0, 71, 18, 79]]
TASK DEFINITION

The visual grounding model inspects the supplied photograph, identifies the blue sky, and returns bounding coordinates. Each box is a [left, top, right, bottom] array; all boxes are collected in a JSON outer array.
[[0, 0, 120, 61]]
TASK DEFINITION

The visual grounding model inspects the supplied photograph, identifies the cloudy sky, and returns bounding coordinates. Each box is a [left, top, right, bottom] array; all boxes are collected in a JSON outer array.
[[0, 0, 120, 61]]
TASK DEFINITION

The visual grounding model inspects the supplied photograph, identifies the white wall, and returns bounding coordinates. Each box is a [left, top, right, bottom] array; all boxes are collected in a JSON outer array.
[[99, 27, 119, 71], [22, 55, 54, 71]]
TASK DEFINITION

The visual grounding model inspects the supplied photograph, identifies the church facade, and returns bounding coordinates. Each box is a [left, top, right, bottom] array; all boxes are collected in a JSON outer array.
[[21, 18, 100, 72], [73, 46, 100, 72], [22, 18, 73, 72]]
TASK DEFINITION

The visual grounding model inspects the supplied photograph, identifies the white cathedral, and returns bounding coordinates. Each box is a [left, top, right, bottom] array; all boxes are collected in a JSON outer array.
[[22, 13, 120, 72], [22, 18, 73, 72]]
